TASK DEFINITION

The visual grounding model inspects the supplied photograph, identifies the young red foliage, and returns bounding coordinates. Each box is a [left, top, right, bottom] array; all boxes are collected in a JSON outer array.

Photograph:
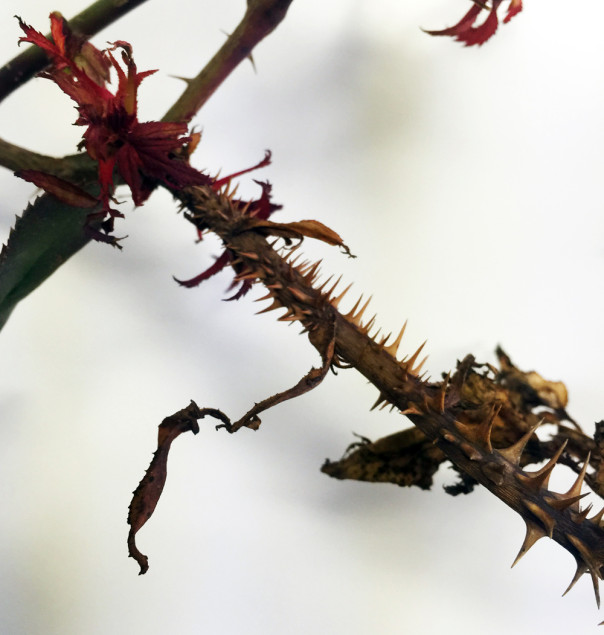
[[17, 13, 210, 242], [425, 0, 523, 46], [17, 14, 280, 288]]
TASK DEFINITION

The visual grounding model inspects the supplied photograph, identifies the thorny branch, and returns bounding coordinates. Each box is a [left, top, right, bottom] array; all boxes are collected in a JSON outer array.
[[126, 181, 604, 613], [5, 0, 604, 626]]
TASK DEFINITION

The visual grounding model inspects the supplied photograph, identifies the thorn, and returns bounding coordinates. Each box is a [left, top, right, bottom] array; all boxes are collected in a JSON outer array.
[[377, 331, 391, 347], [277, 308, 296, 321], [287, 286, 313, 304], [437, 372, 450, 414], [511, 521, 547, 568], [296, 259, 311, 274], [523, 500, 556, 538], [238, 251, 260, 260], [544, 492, 589, 512], [481, 461, 505, 486], [440, 430, 457, 444], [566, 534, 601, 608], [255, 299, 282, 314], [384, 321, 407, 358], [330, 282, 352, 309], [562, 561, 589, 599], [302, 259, 322, 282], [515, 439, 568, 492], [496, 420, 542, 465], [573, 503, 593, 524], [403, 341, 427, 375], [361, 314, 377, 334], [452, 404, 499, 454], [562, 452, 591, 500], [370, 326, 382, 342], [345, 294, 364, 319], [315, 274, 334, 293], [351, 296, 372, 326], [411, 355, 429, 377], [589, 505, 604, 527], [370, 392, 389, 411], [459, 441, 482, 461], [254, 290, 274, 302], [400, 405, 423, 417]]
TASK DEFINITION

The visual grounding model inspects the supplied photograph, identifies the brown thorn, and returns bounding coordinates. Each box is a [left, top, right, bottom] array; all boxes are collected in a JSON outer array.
[[384, 321, 407, 358], [238, 251, 260, 260], [330, 282, 353, 309], [403, 340, 427, 374], [255, 299, 282, 315], [496, 420, 542, 465], [543, 492, 589, 512], [287, 286, 313, 304], [412, 355, 429, 377], [573, 503, 593, 524], [523, 500, 555, 538], [351, 296, 372, 325], [345, 294, 364, 319], [361, 314, 378, 334], [437, 372, 450, 414], [460, 442, 482, 461], [589, 506, 604, 527], [453, 407, 497, 454], [516, 439, 568, 492], [303, 260, 322, 282], [511, 521, 547, 568], [322, 275, 342, 299], [562, 452, 591, 500], [566, 534, 601, 608], [254, 290, 274, 302], [562, 561, 589, 599], [315, 274, 334, 293], [378, 331, 392, 347], [371, 393, 389, 411], [401, 405, 423, 417], [296, 259, 311, 274]]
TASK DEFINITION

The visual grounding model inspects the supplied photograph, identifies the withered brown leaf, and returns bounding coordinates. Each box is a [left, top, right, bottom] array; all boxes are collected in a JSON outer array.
[[127, 401, 229, 574]]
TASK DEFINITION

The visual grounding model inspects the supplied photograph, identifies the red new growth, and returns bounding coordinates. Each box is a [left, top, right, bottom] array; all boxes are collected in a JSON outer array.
[[425, 0, 522, 46], [17, 13, 210, 241]]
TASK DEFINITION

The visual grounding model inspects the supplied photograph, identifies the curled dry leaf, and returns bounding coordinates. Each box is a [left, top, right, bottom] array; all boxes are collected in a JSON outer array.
[[245, 218, 353, 255], [127, 401, 231, 574]]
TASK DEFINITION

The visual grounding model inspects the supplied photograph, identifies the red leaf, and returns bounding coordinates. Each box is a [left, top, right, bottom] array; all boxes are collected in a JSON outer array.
[[17, 170, 98, 208], [425, 0, 521, 47], [504, 0, 523, 23], [173, 250, 232, 288]]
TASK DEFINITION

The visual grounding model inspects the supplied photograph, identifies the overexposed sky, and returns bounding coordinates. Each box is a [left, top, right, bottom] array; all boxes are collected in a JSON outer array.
[[2, 1, 604, 633]]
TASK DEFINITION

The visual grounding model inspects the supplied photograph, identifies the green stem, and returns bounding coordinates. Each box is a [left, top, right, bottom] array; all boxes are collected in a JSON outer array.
[[0, 138, 96, 182], [162, 0, 294, 123], [0, 0, 152, 103]]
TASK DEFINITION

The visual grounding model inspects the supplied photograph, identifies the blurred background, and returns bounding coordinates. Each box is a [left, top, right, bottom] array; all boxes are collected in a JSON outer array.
[[1, 0, 604, 633]]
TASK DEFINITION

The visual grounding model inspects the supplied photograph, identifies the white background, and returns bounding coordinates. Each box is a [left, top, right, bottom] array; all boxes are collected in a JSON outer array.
[[1, 1, 604, 633]]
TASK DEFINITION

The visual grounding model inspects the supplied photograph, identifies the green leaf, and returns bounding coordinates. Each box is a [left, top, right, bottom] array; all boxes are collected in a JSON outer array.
[[0, 193, 94, 331]]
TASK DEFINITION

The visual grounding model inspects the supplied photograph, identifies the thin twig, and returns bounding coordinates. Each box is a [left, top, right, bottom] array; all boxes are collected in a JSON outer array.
[[162, 0, 294, 123]]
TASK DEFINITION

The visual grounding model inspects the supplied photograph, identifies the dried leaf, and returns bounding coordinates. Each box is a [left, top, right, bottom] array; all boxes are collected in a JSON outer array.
[[244, 218, 352, 255], [127, 401, 207, 574]]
